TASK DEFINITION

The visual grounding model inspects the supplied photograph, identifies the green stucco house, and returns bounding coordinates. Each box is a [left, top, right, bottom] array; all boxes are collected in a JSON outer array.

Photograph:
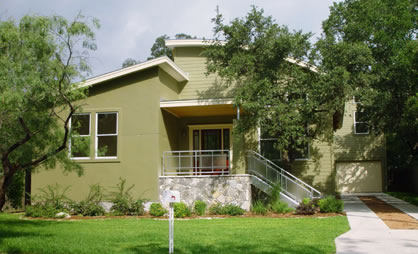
[[32, 40, 386, 209]]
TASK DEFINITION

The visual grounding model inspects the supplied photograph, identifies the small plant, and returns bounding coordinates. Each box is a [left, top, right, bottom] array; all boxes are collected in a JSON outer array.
[[318, 196, 344, 213], [209, 204, 245, 216], [209, 204, 223, 215], [109, 178, 145, 216], [70, 183, 106, 216], [25, 204, 57, 218], [252, 200, 268, 215], [36, 184, 72, 211], [174, 202, 191, 218], [222, 204, 245, 216], [295, 198, 319, 215], [194, 200, 207, 216], [269, 183, 282, 203], [271, 200, 293, 214], [149, 203, 167, 217], [302, 197, 311, 205]]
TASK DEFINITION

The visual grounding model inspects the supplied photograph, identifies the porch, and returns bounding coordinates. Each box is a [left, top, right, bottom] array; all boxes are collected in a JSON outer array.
[[159, 98, 321, 210]]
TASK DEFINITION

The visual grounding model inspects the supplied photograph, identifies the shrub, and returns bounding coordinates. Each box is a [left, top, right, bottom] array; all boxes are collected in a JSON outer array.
[[295, 198, 319, 215], [318, 196, 344, 213], [269, 183, 282, 203], [270, 200, 293, 214], [252, 201, 268, 215], [194, 200, 207, 216], [25, 204, 57, 218], [36, 184, 71, 211], [149, 203, 167, 217], [209, 204, 223, 215], [174, 202, 191, 218], [70, 184, 106, 216], [209, 204, 245, 216], [222, 204, 245, 216], [109, 178, 145, 216]]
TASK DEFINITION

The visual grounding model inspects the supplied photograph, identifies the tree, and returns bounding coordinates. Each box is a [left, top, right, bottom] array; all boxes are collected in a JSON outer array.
[[0, 14, 99, 210], [122, 58, 139, 68], [318, 0, 417, 176], [121, 33, 196, 67], [148, 33, 196, 60], [203, 7, 346, 161]]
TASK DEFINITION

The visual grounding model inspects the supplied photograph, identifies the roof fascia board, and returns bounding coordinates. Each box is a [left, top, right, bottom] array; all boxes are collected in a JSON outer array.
[[80, 56, 189, 88], [160, 98, 234, 108]]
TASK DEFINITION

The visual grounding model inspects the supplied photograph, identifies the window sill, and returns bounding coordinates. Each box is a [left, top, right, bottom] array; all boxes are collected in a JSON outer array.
[[71, 158, 121, 164], [294, 158, 309, 161]]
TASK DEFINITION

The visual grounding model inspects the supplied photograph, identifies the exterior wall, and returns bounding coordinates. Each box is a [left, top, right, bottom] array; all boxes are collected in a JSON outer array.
[[173, 47, 222, 100], [333, 100, 386, 161], [159, 175, 251, 210], [33, 67, 167, 202], [290, 140, 335, 194], [333, 99, 387, 190]]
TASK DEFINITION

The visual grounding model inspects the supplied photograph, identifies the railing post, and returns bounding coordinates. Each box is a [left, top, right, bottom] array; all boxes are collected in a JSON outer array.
[[178, 152, 181, 175], [211, 151, 214, 174], [162, 152, 165, 176]]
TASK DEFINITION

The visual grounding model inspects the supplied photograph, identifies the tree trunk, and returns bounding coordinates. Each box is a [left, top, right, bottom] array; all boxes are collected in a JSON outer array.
[[25, 168, 31, 206], [0, 169, 16, 211], [0, 175, 7, 211]]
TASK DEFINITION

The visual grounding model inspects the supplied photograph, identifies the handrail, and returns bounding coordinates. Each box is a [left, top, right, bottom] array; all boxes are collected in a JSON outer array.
[[162, 150, 230, 176], [247, 150, 321, 201]]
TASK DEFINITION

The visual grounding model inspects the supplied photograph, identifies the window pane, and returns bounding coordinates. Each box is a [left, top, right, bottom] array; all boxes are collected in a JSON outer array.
[[261, 139, 281, 161], [97, 136, 117, 157], [292, 143, 309, 159], [223, 129, 230, 150], [356, 111, 367, 122], [356, 123, 369, 134], [72, 114, 90, 135], [193, 130, 199, 150], [98, 113, 117, 134], [71, 136, 90, 158]]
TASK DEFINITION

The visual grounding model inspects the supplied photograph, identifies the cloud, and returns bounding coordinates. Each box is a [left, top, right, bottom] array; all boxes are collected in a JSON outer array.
[[0, 0, 340, 76]]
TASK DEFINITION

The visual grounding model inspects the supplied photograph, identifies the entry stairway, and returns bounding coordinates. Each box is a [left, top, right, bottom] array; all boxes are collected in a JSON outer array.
[[247, 151, 322, 208]]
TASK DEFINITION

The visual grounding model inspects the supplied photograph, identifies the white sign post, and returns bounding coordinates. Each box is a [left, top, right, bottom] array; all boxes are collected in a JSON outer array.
[[162, 190, 180, 254]]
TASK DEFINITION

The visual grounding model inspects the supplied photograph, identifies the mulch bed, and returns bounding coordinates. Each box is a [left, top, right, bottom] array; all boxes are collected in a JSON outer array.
[[359, 196, 418, 230], [21, 212, 345, 221]]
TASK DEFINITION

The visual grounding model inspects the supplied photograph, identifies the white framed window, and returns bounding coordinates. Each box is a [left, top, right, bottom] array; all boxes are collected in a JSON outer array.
[[258, 127, 282, 162], [96, 112, 118, 159], [354, 111, 369, 134], [291, 142, 309, 160], [69, 113, 91, 159]]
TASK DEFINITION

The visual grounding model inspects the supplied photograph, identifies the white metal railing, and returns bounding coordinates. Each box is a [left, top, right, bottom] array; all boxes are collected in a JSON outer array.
[[162, 150, 230, 176], [247, 151, 321, 202]]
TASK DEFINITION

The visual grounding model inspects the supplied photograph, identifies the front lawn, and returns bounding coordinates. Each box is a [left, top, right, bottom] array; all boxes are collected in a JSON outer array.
[[386, 192, 418, 206], [0, 213, 349, 254]]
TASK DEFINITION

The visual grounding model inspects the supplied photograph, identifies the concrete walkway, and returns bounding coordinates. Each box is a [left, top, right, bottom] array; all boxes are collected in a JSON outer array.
[[335, 193, 418, 254]]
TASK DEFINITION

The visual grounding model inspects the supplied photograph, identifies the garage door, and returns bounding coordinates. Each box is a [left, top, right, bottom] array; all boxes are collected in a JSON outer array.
[[336, 161, 382, 193]]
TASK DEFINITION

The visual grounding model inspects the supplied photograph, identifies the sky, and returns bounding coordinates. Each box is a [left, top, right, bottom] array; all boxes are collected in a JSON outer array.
[[0, 0, 341, 77]]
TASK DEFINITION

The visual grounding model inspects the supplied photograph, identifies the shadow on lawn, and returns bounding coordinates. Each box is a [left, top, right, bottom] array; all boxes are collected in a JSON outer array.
[[0, 217, 53, 245], [128, 242, 328, 254]]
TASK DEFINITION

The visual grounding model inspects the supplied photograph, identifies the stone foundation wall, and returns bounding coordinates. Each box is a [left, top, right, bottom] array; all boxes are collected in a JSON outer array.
[[159, 175, 251, 211]]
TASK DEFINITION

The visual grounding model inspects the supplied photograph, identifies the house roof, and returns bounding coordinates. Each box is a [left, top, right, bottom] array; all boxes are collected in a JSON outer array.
[[80, 56, 189, 88], [165, 39, 319, 73]]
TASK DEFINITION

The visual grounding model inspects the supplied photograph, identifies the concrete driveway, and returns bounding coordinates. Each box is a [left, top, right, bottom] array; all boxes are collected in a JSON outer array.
[[335, 193, 418, 254]]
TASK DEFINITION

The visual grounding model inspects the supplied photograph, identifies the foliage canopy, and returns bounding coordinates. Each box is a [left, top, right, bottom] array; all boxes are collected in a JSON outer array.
[[0, 14, 99, 210]]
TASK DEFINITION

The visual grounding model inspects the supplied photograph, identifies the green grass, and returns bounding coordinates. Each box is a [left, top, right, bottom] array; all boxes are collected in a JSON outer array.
[[386, 192, 418, 206], [0, 213, 349, 254]]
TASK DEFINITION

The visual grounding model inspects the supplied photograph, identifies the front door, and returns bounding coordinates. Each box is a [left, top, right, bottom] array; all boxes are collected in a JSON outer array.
[[201, 129, 222, 150], [190, 126, 231, 175]]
